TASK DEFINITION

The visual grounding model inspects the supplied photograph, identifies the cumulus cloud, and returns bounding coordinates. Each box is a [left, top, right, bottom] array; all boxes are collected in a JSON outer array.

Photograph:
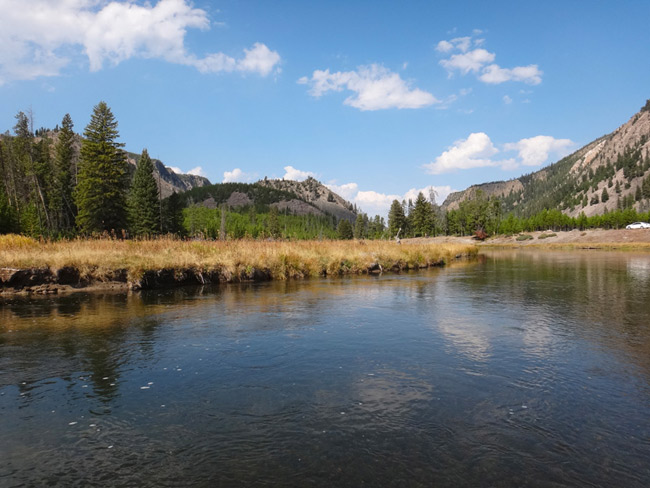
[[503, 135, 573, 166], [326, 182, 455, 217], [503, 95, 512, 104], [223, 168, 256, 183], [187, 166, 206, 177], [437, 33, 542, 85], [436, 36, 472, 53], [425, 133, 500, 174], [440, 49, 495, 75], [283, 165, 316, 181], [326, 182, 359, 202], [480, 64, 542, 85], [298, 64, 438, 111], [0, 0, 281, 84], [425, 133, 574, 174], [166, 164, 206, 177]]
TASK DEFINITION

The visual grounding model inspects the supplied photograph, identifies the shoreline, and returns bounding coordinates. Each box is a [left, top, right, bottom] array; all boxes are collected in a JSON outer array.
[[0, 237, 477, 295], [404, 228, 650, 250]]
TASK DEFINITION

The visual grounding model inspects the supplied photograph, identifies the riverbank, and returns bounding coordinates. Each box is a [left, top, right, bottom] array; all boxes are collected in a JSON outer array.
[[405, 228, 650, 250], [0, 235, 477, 294]]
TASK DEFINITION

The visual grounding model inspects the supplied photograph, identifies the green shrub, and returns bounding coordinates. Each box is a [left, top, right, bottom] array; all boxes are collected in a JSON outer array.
[[516, 234, 534, 241], [538, 233, 557, 239]]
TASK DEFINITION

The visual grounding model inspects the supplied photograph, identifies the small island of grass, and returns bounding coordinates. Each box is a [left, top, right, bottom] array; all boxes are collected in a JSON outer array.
[[0, 235, 477, 294]]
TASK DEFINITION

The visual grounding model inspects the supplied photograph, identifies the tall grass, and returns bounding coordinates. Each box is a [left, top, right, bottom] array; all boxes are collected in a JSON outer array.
[[0, 235, 478, 284]]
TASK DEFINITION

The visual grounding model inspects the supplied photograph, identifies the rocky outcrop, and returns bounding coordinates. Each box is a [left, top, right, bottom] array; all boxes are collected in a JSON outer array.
[[257, 177, 357, 221]]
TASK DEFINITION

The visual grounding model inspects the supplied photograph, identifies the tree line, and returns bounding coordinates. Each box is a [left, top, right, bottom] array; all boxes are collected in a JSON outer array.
[[2, 102, 649, 240], [0, 102, 168, 238]]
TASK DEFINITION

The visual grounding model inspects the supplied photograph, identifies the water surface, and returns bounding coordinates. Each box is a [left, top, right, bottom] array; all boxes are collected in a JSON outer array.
[[1, 250, 650, 487]]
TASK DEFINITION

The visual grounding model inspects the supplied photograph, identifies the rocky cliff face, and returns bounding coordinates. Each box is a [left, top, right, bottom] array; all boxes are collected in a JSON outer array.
[[256, 177, 357, 221], [442, 101, 650, 217], [125, 155, 211, 198]]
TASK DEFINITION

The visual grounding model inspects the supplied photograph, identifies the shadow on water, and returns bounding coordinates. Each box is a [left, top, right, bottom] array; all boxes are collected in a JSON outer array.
[[1, 253, 650, 487]]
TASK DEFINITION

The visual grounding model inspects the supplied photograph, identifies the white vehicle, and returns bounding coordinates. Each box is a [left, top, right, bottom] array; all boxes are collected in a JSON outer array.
[[625, 222, 650, 229]]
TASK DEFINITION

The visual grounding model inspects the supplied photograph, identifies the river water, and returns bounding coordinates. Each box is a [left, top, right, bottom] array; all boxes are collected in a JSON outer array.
[[1, 250, 650, 487]]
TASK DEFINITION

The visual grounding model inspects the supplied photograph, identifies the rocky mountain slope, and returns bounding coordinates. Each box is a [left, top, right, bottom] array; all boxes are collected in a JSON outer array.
[[179, 176, 357, 222], [443, 100, 650, 217], [256, 177, 357, 221], [125, 152, 210, 198]]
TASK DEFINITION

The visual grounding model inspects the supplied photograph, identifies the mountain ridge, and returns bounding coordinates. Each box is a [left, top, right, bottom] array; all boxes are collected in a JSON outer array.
[[442, 100, 650, 218]]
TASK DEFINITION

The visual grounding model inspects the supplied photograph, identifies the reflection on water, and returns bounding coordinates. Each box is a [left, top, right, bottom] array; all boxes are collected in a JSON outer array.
[[1, 251, 650, 487]]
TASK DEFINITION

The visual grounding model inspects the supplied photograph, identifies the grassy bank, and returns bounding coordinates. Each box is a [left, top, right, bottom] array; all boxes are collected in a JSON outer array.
[[0, 235, 477, 292]]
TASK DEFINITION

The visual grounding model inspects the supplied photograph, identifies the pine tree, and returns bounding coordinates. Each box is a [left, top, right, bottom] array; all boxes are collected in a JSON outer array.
[[162, 191, 185, 235], [75, 101, 128, 235], [128, 149, 161, 237], [601, 187, 609, 203], [353, 213, 366, 239], [388, 199, 407, 237], [410, 192, 434, 237], [337, 219, 353, 239], [0, 186, 18, 234], [51, 113, 77, 234]]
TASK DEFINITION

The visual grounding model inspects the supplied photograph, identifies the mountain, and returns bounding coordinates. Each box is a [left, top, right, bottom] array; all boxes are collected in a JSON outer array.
[[125, 152, 210, 198], [256, 177, 357, 221], [443, 100, 650, 218], [178, 176, 358, 222]]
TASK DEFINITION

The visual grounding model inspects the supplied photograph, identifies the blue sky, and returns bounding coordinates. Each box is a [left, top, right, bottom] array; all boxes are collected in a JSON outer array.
[[1, 0, 649, 216]]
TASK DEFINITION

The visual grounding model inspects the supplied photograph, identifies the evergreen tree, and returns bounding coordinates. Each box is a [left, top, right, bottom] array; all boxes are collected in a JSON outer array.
[[75, 101, 128, 235], [51, 113, 77, 234], [268, 206, 281, 238], [353, 213, 367, 239], [410, 192, 434, 237], [601, 187, 609, 203], [615, 180, 621, 194], [388, 199, 407, 237], [0, 186, 18, 234], [337, 219, 353, 240], [162, 191, 185, 235], [128, 149, 161, 237], [635, 185, 642, 201], [643, 176, 650, 199]]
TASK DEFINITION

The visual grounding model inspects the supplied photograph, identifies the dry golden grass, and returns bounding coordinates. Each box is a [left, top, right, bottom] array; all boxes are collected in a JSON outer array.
[[0, 235, 478, 283]]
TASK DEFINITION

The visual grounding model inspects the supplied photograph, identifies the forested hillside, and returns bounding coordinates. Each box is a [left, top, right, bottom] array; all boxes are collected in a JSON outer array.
[[0, 102, 384, 240], [443, 100, 650, 219]]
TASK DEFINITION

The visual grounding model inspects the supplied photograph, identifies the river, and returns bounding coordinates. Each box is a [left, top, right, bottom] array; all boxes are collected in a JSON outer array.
[[1, 250, 649, 487]]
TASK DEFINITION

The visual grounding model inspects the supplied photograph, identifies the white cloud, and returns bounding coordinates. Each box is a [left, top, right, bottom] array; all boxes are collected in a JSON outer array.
[[435, 40, 454, 53], [283, 165, 316, 181], [425, 132, 500, 174], [479, 64, 542, 85], [436, 36, 471, 53], [326, 183, 455, 217], [167, 164, 206, 177], [326, 182, 359, 201], [437, 33, 542, 85], [503, 95, 512, 104], [425, 133, 574, 174], [440, 49, 495, 75], [298, 63, 438, 111], [0, 0, 280, 84], [187, 166, 206, 177], [236, 42, 282, 76], [503, 136, 573, 166], [223, 168, 255, 183]]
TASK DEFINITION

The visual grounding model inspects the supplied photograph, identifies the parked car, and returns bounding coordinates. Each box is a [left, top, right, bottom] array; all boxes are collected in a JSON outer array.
[[625, 222, 650, 229]]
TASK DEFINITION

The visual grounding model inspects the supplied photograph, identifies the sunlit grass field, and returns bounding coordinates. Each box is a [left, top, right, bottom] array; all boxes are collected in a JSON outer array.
[[0, 235, 478, 284]]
